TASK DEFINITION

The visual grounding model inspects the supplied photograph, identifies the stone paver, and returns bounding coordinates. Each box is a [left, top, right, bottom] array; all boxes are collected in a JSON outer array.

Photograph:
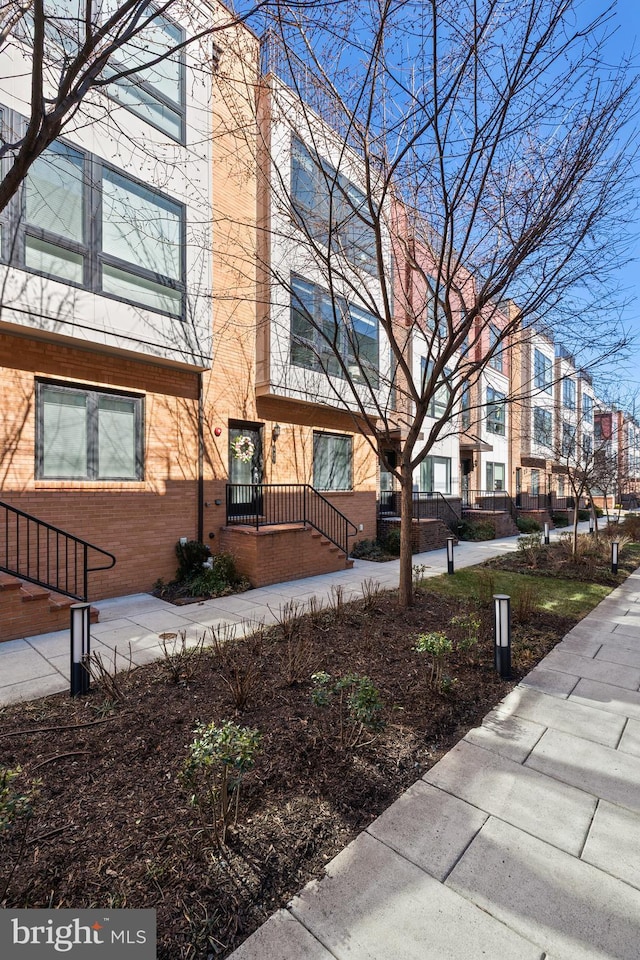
[[423, 739, 596, 855], [541, 649, 640, 690], [582, 800, 640, 891], [288, 832, 544, 960], [447, 816, 640, 960]]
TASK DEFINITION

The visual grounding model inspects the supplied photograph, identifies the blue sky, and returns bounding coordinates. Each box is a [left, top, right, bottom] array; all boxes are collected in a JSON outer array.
[[592, 0, 640, 400]]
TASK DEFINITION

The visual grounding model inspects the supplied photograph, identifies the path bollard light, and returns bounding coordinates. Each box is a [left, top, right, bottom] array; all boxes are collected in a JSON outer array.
[[446, 537, 455, 575], [493, 594, 512, 679], [612, 541, 619, 575], [543, 522, 550, 545], [70, 602, 91, 697], [589, 513, 595, 534]]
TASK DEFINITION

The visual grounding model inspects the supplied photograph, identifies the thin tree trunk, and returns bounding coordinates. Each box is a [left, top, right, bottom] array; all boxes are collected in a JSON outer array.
[[398, 461, 414, 607]]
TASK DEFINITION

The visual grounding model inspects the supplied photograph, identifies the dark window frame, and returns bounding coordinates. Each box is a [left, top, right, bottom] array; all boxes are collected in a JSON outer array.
[[35, 379, 145, 481], [486, 386, 506, 436], [313, 430, 353, 491], [533, 406, 553, 447], [534, 348, 553, 394], [12, 115, 186, 320]]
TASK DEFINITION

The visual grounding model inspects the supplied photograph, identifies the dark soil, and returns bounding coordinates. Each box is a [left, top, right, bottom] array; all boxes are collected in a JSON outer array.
[[0, 586, 579, 958], [484, 535, 640, 585]]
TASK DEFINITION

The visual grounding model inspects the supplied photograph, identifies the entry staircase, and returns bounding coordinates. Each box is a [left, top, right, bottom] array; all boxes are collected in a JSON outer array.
[[0, 499, 115, 642]]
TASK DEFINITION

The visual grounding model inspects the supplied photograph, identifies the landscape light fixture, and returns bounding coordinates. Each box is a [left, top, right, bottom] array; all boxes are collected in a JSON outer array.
[[544, 522, 550, 545], [589, 513, 595, 534], [493, 594, 512, 679], [612, 541, 619, 575], [70, 603, 91, 697], [446, 537, 455, 575]]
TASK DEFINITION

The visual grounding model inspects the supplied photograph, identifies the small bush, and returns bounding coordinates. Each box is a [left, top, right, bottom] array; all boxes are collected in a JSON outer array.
[[176, 540, 210, 581], [187, 553, 244, 598], [311, 672, 384, 746], [449, 613, 481, 651], [517, 532, 545, 567], [551, 513, 569, 527], [382, 529, 401, 555], [577, 509, 591, 522], [456, 520, 495, 541], [414, 631, 454, 689], [181, 720, 261, 845], [516, 517, 541, 533], [594, 506, 604, 518]]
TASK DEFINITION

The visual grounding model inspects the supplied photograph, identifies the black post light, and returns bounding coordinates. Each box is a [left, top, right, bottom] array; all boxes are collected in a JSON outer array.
[[544, 521, 550, 545], [494, 594, 512, 679], [70, 603, 91, 696], [612, 541, 619, 575], [446, 537, 455, 575]]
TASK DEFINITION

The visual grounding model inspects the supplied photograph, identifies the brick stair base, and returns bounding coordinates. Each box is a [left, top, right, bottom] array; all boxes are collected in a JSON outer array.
[[378, 518, 458, 553], [219, 524, 352, 588], [0, 573, 99, 643]]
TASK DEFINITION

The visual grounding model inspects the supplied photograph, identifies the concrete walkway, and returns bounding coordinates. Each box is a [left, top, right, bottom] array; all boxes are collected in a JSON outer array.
[[0, 527, 550, 707]]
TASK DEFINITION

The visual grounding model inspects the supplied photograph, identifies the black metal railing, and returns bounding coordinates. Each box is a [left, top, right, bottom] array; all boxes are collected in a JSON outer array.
[[0, 499, 116, 601], [462, 489, 518, 522], [514, 492, 553, 511], [378, 490, 461, 533], [225, 484, 357, 556]]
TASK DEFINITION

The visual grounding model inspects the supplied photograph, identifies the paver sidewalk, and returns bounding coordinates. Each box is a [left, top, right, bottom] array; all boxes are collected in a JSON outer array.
[[229, 569, 640, 960]]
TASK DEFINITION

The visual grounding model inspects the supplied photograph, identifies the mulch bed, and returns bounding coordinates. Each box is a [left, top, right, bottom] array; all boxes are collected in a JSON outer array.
[[0, 587, 578, 958]]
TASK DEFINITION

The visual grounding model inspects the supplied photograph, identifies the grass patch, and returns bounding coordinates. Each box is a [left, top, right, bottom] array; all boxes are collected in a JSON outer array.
[[423, 568, 611, 620]]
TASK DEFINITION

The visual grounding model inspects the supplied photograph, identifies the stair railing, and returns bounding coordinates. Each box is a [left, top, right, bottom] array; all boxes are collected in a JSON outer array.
[[225, 483, 357, 556], [0, 499, 116, 601]]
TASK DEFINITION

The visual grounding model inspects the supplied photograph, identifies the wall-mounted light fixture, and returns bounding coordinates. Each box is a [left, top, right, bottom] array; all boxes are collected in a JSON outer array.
[[271, 423, 281, 464]]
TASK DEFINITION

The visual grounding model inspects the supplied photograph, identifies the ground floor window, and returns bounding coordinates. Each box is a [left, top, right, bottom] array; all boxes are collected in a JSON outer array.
[[420, 455, 451, 493], [313, 432, 352, 491], [36, 381, 143, 480], [531, 468, 540, 495], [486, 461, 505, 491]]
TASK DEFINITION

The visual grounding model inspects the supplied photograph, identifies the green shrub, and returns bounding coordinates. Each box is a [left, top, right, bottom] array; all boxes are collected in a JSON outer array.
[[577, 509, 591, 522], [311, 672, 384, 746], [551, 513, 569, 527], [176, 539, 210, 581], [351, 538, 385, 559], [456, 520, 496, 541], [382, 529, 401, 555], [516, 517, 541, 533], [187, 553, 242, 598], [414, 631, 454, 688], [181, 720, 261, 844], [594, 506, 604, 518]]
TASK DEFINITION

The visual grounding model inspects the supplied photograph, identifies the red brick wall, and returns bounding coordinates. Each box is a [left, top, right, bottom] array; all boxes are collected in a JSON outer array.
[[219, 524, 350, 587]]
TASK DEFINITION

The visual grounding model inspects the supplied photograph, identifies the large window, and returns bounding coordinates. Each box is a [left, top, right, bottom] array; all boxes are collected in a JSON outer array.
[[107, 13, 186, 142], [460, 381, 471, 430], [290, 275, 379, 386], [420, 456, 451, 494], [582, 393, 593, 419], [36, 382, 143, 480], [486, 386, 506, 436], [291, 137, 377, 274], [534, 348, 552, 393], [486, 462, 505, 491], [21, 139, 185, 317], [421, 359, 451, 419], [562, 421, 575, 458], [562, 378, 576, 410], [313, 432, 352, 491], [488, 325, 503, 372], [533, 407, 553, 447]]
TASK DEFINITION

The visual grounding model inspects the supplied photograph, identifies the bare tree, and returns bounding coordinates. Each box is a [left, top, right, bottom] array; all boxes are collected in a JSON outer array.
[[241, 0, 638, 605]]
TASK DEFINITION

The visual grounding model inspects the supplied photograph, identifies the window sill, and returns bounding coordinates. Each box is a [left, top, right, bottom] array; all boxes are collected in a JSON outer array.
[[35, 480, 146, 490]]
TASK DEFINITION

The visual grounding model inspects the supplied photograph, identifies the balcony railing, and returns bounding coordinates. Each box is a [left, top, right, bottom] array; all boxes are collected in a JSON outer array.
[[225, 484, 357, 556], [0, 499, 116, 601]]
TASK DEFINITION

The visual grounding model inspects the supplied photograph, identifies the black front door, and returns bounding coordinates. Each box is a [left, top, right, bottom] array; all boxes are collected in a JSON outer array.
[[228, 425, 263, 518]]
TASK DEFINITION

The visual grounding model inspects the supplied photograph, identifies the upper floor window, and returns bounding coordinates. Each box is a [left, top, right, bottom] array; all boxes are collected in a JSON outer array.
[[562, 421, 575, 458], [421, 358, 451, 419], [562, 378, 576, 410], [36, 381, 144, 481], [582, 393, 593, 419], [107, 13, 186, 142], [290, 275, 379, 386], [460, 381, 471, 430], [291, 137, 377, 275], [486, 386, 506, 436], [488, 325, 503, 372], [533, 406, 552, 447], [21, 138, 185, 317], [534, 348, 552, 393]]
